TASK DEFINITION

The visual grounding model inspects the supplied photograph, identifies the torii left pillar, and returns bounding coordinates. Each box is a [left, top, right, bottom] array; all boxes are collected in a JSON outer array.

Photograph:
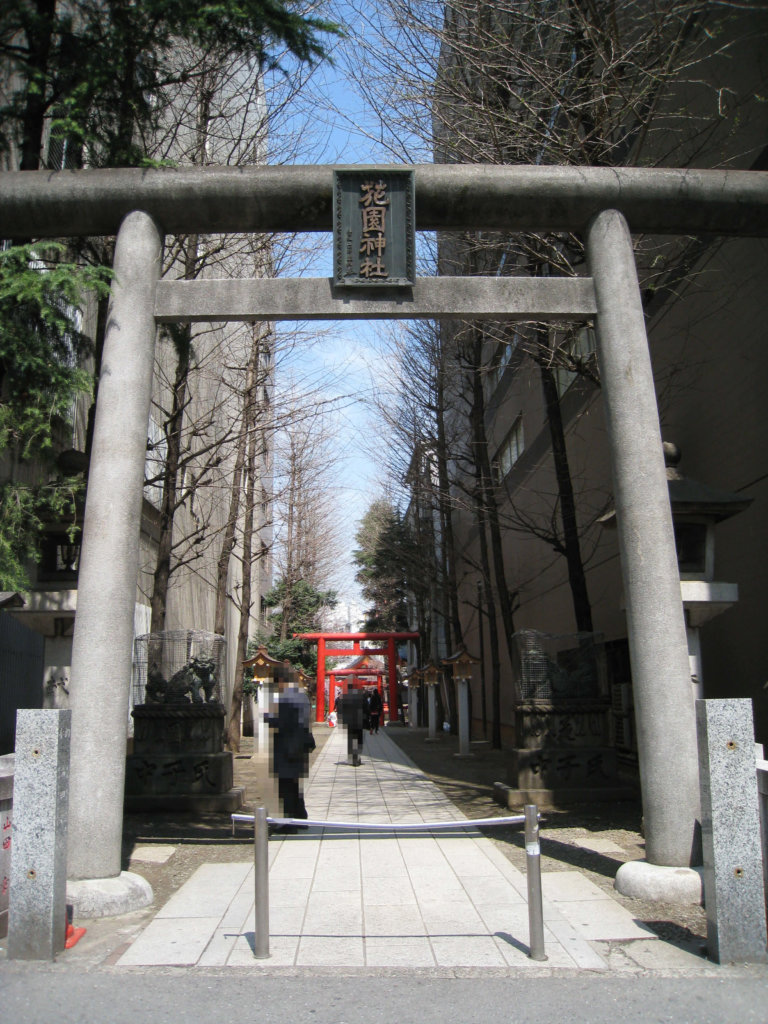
[[65, 212, 160, 915]]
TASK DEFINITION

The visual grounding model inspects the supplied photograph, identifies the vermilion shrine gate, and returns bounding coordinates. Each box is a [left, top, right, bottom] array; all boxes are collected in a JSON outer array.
[[296, 632, 419, 724]]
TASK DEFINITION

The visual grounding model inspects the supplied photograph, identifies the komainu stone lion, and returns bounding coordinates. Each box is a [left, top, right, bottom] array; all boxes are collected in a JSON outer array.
[[145, 657, 218, 704]]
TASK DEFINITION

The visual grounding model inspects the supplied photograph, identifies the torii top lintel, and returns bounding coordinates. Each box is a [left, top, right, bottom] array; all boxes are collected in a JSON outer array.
[[1, 166, 767, 239]]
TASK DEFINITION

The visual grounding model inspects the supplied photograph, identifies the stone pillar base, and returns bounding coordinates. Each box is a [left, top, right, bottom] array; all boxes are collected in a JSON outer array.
[[66, 871, 153, 919], [615, 860, 703, 905]]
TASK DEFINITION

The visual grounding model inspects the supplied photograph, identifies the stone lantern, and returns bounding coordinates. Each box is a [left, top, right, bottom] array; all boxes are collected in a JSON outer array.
[[599, 441, 752, 702], [664, 443, 752, 699], [443, 648, 480, 757], [242, 645, 284, 756], [405, 667, 422, 729], [422, 663, 441, 741]]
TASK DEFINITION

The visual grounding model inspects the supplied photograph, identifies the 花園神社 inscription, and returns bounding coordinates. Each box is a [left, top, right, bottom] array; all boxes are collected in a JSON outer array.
[[333, 169, 415, 288]]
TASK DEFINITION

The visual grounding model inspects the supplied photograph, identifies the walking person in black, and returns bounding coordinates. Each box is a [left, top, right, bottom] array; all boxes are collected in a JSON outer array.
[[266, 672, 315, 832], [338, 686, 365, 766], [367, 686, 383, 734]]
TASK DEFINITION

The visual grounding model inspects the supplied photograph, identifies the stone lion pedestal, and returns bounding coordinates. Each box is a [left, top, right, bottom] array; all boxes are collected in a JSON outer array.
[[125, 703, 244, 812], [125, 630, 243, 813], [499, 630, 636, 809]]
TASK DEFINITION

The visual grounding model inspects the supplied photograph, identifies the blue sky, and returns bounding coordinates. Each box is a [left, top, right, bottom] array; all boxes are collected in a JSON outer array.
[[267, 23, 416, 611]]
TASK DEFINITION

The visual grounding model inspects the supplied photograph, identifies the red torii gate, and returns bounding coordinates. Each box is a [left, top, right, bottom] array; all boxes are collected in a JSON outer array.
[[328, 662, 385, 711], [295, 632, 419, 724]]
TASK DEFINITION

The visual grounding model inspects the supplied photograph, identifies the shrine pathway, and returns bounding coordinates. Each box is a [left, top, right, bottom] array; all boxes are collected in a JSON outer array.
[[114, 726, 702, 971]]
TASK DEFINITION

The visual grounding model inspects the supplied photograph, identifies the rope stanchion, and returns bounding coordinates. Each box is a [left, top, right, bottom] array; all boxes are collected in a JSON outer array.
[[234, 807, 545, 961], [524, 804, 548, 962], [253, 806, 270, 959]]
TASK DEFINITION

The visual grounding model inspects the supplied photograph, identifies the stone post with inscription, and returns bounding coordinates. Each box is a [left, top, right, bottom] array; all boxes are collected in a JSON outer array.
[[8, 710, 71, 960], [456, 680, 471, 758], [696, 698, 768, 963], [427, 685, 438, 742], [0, 754, 13, 938]]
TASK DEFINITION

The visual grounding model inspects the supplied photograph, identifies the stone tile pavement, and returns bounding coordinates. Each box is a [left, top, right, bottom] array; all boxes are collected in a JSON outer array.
[[112, 726, 710, 973]]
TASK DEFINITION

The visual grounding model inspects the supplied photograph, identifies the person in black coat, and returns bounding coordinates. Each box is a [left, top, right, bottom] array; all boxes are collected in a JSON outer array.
[[337, 687, 365, 766], [267, 676, 315, 832], [367, 686, 383, 734]]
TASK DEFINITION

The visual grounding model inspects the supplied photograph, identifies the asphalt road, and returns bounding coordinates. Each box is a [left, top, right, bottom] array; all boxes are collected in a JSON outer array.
[[1, 964, 767, 1024]]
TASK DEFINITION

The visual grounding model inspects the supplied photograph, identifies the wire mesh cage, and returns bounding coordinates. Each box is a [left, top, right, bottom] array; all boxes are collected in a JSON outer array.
[[512, 629, 606, 701], [132, 630, 226, 706]]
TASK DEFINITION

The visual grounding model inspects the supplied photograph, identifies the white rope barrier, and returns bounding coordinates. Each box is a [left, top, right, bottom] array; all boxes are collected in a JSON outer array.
[[232, 812, 527, 833]]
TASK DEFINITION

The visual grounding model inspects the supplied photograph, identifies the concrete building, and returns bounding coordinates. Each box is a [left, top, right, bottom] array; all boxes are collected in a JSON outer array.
[[0, 50, 274, 753], [408, 3, 768, 753]]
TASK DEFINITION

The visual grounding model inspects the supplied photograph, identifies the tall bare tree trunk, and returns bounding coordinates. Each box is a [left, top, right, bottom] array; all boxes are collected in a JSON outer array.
[[539, 356, 594, 633], [435, 346, 463, 652], [19, 0, 56, 171], [213, 408, 247, 637], [148, 231, 199, 632], [472, 486, 502, 749], [470, 329, 517, 663], [149, 325, 191, 632], [227, 329, 264, 751]]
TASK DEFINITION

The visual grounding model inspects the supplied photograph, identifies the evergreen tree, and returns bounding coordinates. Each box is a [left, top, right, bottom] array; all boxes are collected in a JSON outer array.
[[353, 499, 419, 633], [0, 0, 339, 169], [0, 0, 338, 588], [0, 243, 112, 587], [258, 577, 337, 676]]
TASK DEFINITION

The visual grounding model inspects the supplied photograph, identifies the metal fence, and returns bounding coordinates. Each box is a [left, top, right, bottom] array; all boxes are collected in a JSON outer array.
[[232, 805, 546, 962], [132, 630, 225, 706], [512, 629, 606, 701]]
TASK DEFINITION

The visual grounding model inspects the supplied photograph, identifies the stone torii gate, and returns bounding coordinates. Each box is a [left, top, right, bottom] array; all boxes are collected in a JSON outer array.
[[2, 164, 767, 913]]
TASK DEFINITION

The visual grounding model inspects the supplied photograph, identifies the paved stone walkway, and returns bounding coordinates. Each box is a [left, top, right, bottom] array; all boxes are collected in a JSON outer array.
[[115, 727, 701, 971]]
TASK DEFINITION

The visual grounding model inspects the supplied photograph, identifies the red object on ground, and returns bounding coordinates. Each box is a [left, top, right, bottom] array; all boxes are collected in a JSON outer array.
[[64, 921, 87, 949]]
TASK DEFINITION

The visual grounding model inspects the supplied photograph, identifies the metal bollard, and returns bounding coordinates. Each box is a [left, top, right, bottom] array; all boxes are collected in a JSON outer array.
[[253, 806, 270, 959], [524, 804, 547, 961]]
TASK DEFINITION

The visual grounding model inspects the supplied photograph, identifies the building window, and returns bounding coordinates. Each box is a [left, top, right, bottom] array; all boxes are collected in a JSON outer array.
[[37, 531, 82, 582], [493, 416, 524, 482]]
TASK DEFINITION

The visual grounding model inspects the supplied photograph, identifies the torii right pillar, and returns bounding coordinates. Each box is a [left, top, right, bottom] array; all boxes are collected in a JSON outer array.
[[387, 636, 399, 724], [587, 210, 702, 899]]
